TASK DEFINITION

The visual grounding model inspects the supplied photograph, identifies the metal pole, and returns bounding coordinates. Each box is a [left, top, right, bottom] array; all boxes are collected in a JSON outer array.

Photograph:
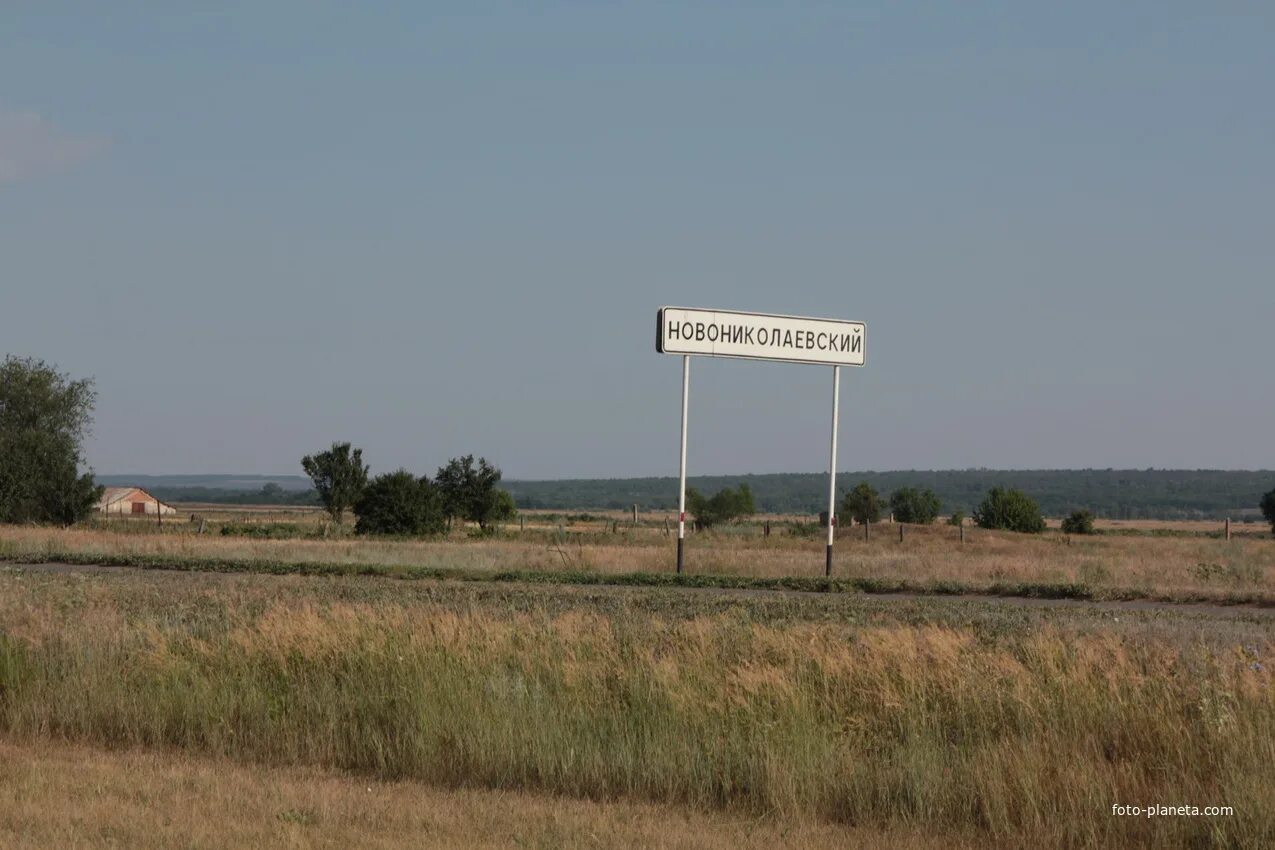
[[826, 365, 841, 577], [677, 355, 690, 574]]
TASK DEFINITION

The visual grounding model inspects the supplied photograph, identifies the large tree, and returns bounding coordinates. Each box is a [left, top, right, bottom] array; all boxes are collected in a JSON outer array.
[[301, 442, 368, 524], [0, 356, 102, 525], [434, 455, 515, 530]]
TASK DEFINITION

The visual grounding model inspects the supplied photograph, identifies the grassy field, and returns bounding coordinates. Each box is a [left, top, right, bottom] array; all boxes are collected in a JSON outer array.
[[1, 567, 1272, 847], [3, 509, 1271, 605], [2, 739, 967, 850]]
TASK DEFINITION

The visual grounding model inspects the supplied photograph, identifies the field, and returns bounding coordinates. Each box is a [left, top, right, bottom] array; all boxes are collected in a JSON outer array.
[[1, 515, 1273, 847]]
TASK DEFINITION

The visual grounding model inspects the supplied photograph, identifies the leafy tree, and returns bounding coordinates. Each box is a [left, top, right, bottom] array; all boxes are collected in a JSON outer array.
[[434, 455, 513, 529], [301, 442, 368, 524], [841, 482, 882, 525], [973, 487, 1046, 533], [890, 487, 941, 524], [353, 470, 445, 536], [947, 510, 966, 527], [259, 482, 285, 502], [0, 356, 102, 525], [1261, 489, 1275, 536], [686, 483, 755, 528], [1061, 509, 1096, 535]]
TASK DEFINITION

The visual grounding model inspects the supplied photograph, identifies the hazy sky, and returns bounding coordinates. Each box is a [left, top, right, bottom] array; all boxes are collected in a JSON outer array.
[[2, 3, 1272, 479]]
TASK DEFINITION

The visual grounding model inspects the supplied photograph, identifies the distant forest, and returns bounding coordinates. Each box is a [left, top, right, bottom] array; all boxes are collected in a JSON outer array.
[[506, 470, 1275, 520], [108, 470, 1275, 521]]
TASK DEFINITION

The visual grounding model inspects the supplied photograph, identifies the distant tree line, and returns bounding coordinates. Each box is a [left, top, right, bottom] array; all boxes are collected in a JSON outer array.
[[503, 469, 1275, 521]]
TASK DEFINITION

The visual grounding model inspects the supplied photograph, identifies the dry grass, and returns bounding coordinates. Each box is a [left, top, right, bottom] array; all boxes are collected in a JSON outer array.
[[0, 738, 967, 850], [0, 569, 1272, 848], [5, 517, 1272, 599]]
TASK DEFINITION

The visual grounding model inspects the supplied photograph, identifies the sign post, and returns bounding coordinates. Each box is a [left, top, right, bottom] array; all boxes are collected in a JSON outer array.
[[657, 307, 866, 575], [677, 354, 689, 574], [826, 365, 840, 577]]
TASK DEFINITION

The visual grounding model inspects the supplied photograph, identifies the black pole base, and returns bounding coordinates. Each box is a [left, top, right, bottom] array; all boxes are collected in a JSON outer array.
[[825, 543, 833, 577], [677, 537, 684, 574]]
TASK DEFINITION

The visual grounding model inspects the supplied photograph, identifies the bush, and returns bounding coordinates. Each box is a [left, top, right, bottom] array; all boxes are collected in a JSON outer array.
[[687, 484, 755, 529], [947, 510, 965, 527], [354, 470, 445, 536], [973, 487, 1046, 534], [1061, 510, 1096, 535], [840, 482, 882, 525], [1262, 489, 1275, 536], [889, 487, 941, 524]]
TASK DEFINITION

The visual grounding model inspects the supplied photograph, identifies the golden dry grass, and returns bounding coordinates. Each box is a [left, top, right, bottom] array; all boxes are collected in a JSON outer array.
[[0, 738, 972, 850], [1, 569, 1272, 847], [6, 516, 1272, 599]]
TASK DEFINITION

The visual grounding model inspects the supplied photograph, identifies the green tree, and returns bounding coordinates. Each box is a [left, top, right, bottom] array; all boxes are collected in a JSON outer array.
[[353, 470, 445, 536], [435, 455, 512, 529], [841, 482, 882, 525], [300, 442, 368, 524], [1061, 509, 1096, 535], [0, 356, 102, 525], [1261, 489, 1275, 536], [973, 487, 1046, 533], [890, 487, 941, 524], [947, 510, 966, 527], [686, 483, 755, 529]]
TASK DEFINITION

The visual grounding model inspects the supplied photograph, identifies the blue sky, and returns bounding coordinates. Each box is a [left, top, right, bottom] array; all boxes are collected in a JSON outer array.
[[2, 3, 1272, 478]]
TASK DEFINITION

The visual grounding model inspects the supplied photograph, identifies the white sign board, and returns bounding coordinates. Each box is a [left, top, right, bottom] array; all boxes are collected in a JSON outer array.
[[657, 306, 866, 367]]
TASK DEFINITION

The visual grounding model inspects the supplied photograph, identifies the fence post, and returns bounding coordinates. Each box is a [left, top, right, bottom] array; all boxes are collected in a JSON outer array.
[[1225, 517, 1231, 541], [899, 524, 904, 543], [960, 524, 965, 545], [864, 520, 870, 542]]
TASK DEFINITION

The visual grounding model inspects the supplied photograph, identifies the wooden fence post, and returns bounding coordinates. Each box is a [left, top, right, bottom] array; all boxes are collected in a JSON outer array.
[[899, 524, 904, 543], [960, 524, 965, 545], [1225, 518, 1231, 541], [864, 520, 870, 542]]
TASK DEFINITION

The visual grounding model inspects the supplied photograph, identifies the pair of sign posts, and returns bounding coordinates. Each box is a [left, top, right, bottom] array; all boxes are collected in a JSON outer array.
[[657, 307, 867, 576]]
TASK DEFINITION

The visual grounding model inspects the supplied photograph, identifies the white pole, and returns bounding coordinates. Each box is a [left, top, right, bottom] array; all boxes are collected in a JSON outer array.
[[677, 354, 690, 573], [826, 365, 841, 577]]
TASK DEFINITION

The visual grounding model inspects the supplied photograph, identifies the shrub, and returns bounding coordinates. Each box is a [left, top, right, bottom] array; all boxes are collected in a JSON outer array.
[[889, 487, 941, 524], [1061, 510, 1096, 535], [1262, 489, 1275, 536], [947, 510, 965, 527], [687, 484, 755, 529], [840, 482, 882, 525], [973, 487, 1046, 534], [354, 470, 445, 536]]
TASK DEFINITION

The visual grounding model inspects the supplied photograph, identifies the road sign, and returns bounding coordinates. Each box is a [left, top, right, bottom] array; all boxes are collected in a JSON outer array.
[[657, 306, 865, 367], [657, 306, 868, 577]]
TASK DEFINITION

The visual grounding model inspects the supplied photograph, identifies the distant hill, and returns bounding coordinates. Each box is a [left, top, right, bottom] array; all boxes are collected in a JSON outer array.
[[98, 470, 1275, 520]]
